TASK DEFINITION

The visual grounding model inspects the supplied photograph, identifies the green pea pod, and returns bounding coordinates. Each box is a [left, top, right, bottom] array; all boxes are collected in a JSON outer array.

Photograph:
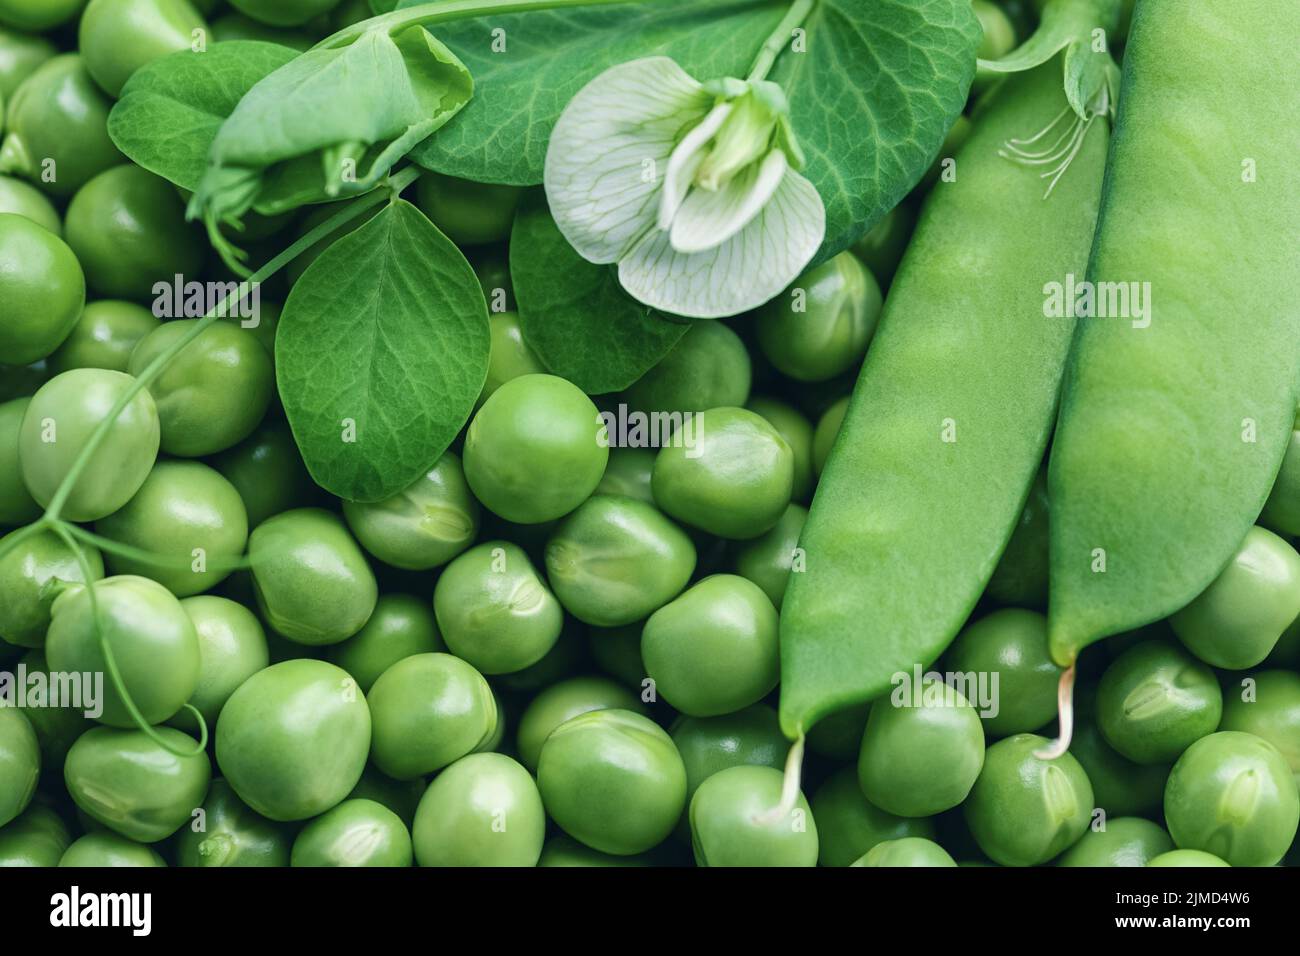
[[188, 19, 472, 265], [779, 55, 1112, 740], [1047, 1, 1300, 665]]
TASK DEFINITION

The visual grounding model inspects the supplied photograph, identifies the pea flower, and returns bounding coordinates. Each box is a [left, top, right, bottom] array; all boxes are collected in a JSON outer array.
[[188, 23, 472, 266], [545, 56, 826, 319]]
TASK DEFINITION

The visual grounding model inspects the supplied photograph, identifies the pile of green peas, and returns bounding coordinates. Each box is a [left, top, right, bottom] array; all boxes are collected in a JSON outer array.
[[1, 0, 1298, 870]]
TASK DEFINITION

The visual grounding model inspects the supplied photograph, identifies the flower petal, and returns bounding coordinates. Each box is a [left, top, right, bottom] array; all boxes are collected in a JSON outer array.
[[658, 100, 732, 230], [544, 57, 711, 264], [618, 169, 826, 319], [669, 149, 788, 254]]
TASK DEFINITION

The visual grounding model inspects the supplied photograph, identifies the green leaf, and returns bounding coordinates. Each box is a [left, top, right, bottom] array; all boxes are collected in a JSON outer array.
[[107, 41, 299, 191], [510, 190, 688, 394], [277, 199, 490, 502], [408, 0, 980, 258]]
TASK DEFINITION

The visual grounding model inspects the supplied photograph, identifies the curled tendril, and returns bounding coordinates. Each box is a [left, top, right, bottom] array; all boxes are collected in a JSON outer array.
[[999, 83, 1111, 199]]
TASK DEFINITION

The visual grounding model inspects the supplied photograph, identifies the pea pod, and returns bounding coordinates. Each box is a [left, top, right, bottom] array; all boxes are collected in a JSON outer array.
[[1047, 1, 1300, 675], [780, 44, 1115, 737]]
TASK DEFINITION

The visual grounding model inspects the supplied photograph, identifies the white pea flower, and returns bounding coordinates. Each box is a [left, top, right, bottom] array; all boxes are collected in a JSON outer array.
[[544, 56, 826, 319]]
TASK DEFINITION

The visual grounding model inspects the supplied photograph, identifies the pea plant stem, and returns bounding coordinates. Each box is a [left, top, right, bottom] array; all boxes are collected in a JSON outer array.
[[747, 0, 815, 82], [322, 0, 637, 48]]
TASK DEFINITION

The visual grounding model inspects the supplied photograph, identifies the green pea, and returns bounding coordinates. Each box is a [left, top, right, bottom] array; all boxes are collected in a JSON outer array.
[[291, 798, 412, 867], [1260, 411, 1300, 536], [416, 172, 523, 247], [0, 707, 38, 827], [730, 503, 807, 610], [1070, 683, 1169, 818], [587, 623, 646, 691], [1164, 731, 1298, 867], [809, 767, 936, 868], [216, 659, 371, 822], [852, 837, 956, 867], [594, 447, 656, 504], [537, 709, 686, 856], [1269, 616, 1300, 669], [0, 528, 104, 648], [1096, 640, 1223, 765], [210, 418, 317, 529], [48, 300, 160, 376], [342, 451, 480, 571], [538, 834, 652, 867], [176, 596, 268, 727], [226, 0, 337, 29], [78, 0, 208, 98], [64, 726, 210, 843], [745, 396, 815, 503], [0, 804, 71, 866], [1146, 849, 1230, 868], [19, 368, 160, 521], [328, 594, 442, 694], [0, 213, 85, 366], [0, 399, 41, 527], [972, 0, 1017, 58], [689, 765, 817, 867], [411, 753, 544, 867], [805, 702, 870, 761], [96, 460, 248, 597], [47, 575, 199, 727], [129, 320, 274, 457], [850, 201, 915, 287], [65, 165, 203, 300], [671, 704, 786, 807], [810, 394, 848, 476], [0, 174, 59, 233], [367, 652, 496, 781], [858, 680, 985, 817], [493, 618, 584, 693], [545, 495, 695, 627], [433, 540, 562, 674], [1219, 670, 1300, 779], [944, 608, 1061, 736], [756, 252, 881, 383], [175, 779, 290, 867], [13, 649, 88, 773], [59, 832, 166, 867], [249, 508, 377, 646], [1169, 526, 1300, 670], [472, 250, 516, 314], [1057, 817, 1174, 868], [516, 676, 644, 773], [642, 574, 779, 717], [964, 734, 1094, 867], [346, 765, 426, 829], [620, 321, 751, 417], [0, 55, 122, 198], [210, 12, 315, 50], [985, 468, 1049, 609], [652, 407, 792, 539], [474, 311, 544, 409], [0, 27, 55, 100], [464, 374, 608, 524]]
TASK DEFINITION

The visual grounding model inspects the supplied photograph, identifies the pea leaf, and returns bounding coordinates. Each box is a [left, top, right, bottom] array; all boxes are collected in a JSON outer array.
[[277, 199, 489, 502], [107, 41, 299, 191], [510, 191, 688, 394], [407, 0, 980, 259]]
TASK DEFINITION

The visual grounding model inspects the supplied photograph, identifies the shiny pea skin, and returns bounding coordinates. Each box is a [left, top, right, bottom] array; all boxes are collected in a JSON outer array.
[[78, 0, 209, 98], [670, 704, 787, 804], [746, 396, 815, 503], [411, 753, 545, 867], [809, 767, 935, 868], [215, 659, 371, 822], [367, 652, 496, 781], [690, 765, 817, 867], [1169, 526, 1300, 670], [1260, 410, 1300, 535], [0, 29, 56, 99], [64, 726, 211, 843], [594, 447, 656, 504], [852, 837, 956, 867], [1047, 0, 1300, 669], [292, 799, 412, 867], [59, 832, 166, 867], [249, 508, 377, 646], [0, 804, 71, 866], [342, 451, 480, 571], [45, 575, 199, 727], [545, 494, 696, 627], [210, 418, 317, 529], [48, 300, 160, 375], [1056, 817, 1173, 868], [328, 593, 442, 694], [477, 311, 545, 407], [730, 502, 807, 609], [964, 734, 1094, 867], [985, 468, 1050, 609], [176, 595, 269, 727], [0, 174, 61, 233], [175, 779, 290, 867], [0, 527, 104, 648], [516, 676, 645, 773], [0, 707, 39, 827], [943, 608, 1061, 737], [620, 321, 751, 416], [652, 406, 793, 540], [1070, 682, 1169, 818], [1218, 670, 1300, 778]]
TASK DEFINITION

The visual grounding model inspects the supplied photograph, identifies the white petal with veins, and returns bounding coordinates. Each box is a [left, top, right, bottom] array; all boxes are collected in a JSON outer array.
[[669, 149, 789, 254]]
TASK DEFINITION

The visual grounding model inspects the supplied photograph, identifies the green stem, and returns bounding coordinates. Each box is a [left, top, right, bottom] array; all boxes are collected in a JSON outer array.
[[321, 0, 636, 48], [49, 522, 209, 759], [44, 170, 416, 524], [65, 524, 256, 577], [0, 515, 54, 564], [747, 0, 815, 82]]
